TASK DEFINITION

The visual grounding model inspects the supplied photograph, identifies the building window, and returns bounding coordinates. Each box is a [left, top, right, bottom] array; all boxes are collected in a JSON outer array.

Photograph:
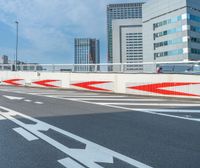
[[191, 37, 200, 43], [154, 26, 182, 39], [188, 14, 200, 22], [154, 38, 183, 50], [191, 48, 200, 54], [153, 15, 182, 30], [154, 49, 183, 58], [190, 25, 200, 33]]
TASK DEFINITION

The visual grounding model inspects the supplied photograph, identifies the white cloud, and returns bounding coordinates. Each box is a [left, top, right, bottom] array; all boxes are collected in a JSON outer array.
[[0, 0, 139, 63]]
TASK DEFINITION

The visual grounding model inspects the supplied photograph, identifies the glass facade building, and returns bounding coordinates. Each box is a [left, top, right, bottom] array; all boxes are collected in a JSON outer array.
[[143, 0, 200, 69], [107, 3, 143, 65], [74, 38, 100, 71]]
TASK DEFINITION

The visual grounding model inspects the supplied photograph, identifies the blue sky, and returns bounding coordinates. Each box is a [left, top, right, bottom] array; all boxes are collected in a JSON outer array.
[[0, 0, 144, 64]]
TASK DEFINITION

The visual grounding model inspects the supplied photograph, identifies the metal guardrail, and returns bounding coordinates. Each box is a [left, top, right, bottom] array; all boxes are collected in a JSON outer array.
[[0, 61, 200, 74]]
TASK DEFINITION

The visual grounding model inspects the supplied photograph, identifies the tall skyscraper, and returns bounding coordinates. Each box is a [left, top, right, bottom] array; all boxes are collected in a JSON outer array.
[[107, 2, 144, 65], [74, 38, 100, 71], [143, 0, 200, 71]]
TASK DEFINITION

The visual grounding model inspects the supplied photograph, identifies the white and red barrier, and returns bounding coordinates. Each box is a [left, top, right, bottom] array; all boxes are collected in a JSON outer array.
[[32, 79, 62, 88], [2, 78, 25, 86], [0, 71, 200, 99], [71, 81, 113, 92]]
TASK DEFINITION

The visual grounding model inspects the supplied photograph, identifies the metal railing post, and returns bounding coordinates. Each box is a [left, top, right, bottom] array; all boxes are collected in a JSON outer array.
[[121, 63, 124, 73], [95, 64, 98, 72]]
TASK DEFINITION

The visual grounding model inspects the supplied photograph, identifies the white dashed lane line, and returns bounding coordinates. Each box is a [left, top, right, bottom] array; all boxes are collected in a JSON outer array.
[[34, 101, 44, 105], [97, 103, 200, 107], [1, 87, 200, 122], [24, 99, 32, 102]]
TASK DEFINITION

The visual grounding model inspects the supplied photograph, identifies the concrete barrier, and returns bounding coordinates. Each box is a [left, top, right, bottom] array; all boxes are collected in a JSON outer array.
[[0, 71, 200, 99]]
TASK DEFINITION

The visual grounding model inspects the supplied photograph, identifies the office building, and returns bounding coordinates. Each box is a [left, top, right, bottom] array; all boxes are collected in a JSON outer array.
[[74, 38, 100, 71], [0, 55, 8, 64], [107, 2, 143, 65], [112, 18, 143, 71], [143, 0, 200, 72]]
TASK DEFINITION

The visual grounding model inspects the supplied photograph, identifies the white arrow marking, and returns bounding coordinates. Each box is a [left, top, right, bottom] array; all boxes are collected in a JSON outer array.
[[3, 95, 24, 100], [13, 127, 39, 141], [0, 115, 5, 120], [58, 158, 85, 168], [0, 106, 152, 168]]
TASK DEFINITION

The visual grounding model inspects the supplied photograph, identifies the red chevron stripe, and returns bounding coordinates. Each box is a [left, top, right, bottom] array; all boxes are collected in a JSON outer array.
[[71, 81, 111, 91], [128, 82, 200, 97], [3, 79, 23, 86], [33, 80, 60, 88]]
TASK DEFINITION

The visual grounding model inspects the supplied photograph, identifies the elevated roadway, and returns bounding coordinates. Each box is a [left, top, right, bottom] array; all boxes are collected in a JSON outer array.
[[0, 86, 200, 168]]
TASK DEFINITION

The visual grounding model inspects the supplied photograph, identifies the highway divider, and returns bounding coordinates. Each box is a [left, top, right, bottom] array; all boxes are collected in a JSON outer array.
[[0, 71, 200, 99]]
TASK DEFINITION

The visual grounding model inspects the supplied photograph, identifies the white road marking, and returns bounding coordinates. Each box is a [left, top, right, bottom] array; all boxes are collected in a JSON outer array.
[[64, 98, 200, 123], [1, 87, 200, 123], [13, 127, 39, 141], [24, 99, 32, 102], [0, 89, 9, 91], [96, 103, 200, 122], [0, 106, 152, 168], [98, 103, 200, 107], [34, 101, 43, 104], [58, 158, 85, 168], [15, 91, 25, 93], [0, 115, 5, 120], [62, 96, 126, 98], [3, 95, 24, 100], [27, 92, 41, 95], [74, 98, 165, 101], [141, 109, 200, 113]]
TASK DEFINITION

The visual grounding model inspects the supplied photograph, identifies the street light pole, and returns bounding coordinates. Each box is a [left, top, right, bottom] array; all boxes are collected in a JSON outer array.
[[15, 21, 19, 71]]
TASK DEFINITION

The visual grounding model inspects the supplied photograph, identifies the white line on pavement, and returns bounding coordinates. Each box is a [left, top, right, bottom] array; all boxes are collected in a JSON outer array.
[[27, 92, 41, 95], [62, 96, 126, 98], [0, 115, 5, 120], [1, 87, 200, 123], [64, 98, 200, 123], [34, 102, 44, 104], [3, 95, 24, 100], [13, 127, 39, 141], [58, 158, 85, 168], [142, 109, 200, 113], [74, 98, 165, 101], [24, 99, 32, 102], [0, 106, 152, 168], [98, 103, 200, 107]]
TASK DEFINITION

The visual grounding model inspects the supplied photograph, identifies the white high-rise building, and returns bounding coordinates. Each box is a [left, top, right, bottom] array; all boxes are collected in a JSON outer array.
[[107, 3, 144, 65], [143, 0, 200, 72], [112, 19, 143, 72]]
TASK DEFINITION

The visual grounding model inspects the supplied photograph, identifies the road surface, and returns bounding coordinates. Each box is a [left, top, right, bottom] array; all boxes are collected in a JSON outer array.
[[0, 86, 200, 168]]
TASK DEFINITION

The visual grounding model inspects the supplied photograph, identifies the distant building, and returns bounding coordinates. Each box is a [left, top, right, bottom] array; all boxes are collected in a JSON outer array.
[[112, 18, 143, 71], [107, 3, 144, 65], [0, 55, 8, 64], [143, 0, 200, 72], [74, 38, 100, 71]]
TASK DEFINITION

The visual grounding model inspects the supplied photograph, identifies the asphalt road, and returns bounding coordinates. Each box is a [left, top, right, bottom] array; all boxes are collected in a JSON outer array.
[[0, 86, 200, 168]]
